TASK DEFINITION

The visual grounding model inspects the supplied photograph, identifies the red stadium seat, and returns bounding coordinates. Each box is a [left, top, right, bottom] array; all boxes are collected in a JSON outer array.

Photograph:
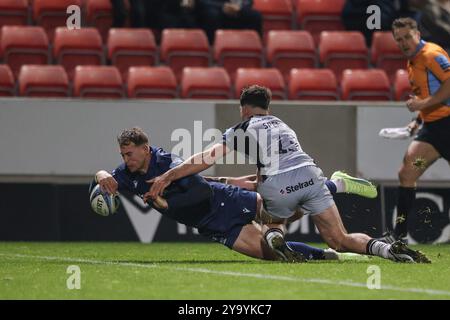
[[0, 64, 15, 96], [18, 65, 69, 97], [33, 0, 82, 41], [73, 66, 123, 98], [319, 31, 369, 81], [53, 27, 103, 80], [160, 29, 210, 81], [296, 0, 345, 45], [266, 30, 316, 81], [107, 28, 157, 80], [181, 67, 231, 99], [86, 0, 114, 42], [214, 30, 263, 80], [234, 68, 286, 100], [289, 68, 338, 100], [371, 31, 407, 83], [0, 0, 28, 28], [394, 69, 411, 101], [127, 66, 177, 99], [341, 69, 392, 101], [253, 0, 294, 37], [1, 26, 50, 78]]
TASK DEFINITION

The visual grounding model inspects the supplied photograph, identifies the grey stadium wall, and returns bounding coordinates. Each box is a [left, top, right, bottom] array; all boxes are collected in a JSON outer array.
[[0, 98, 449, 244]]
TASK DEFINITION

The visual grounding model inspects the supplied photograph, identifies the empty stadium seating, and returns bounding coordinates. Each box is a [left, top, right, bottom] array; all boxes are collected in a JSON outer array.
[[235, 68, 286, 100], [73, 65, 124, 98], [181, 67, 231, 99], [341, 69, 392, 101], [0, 0, 28, 28], [0, 0, 404, 101], [127, 66, 177, 99], [18, 65, 69, 97], [160, 29, 210, 81], [266, 30, 316, 81], [1, 26, 50, 78], [371, 31, 407, 83], [53, 27, 103, 80], [394, 69, 411, 101], [0, 64, 14, 96], [214, 30, 263, 80], [107, 28, 157, 80], [86, 0, 113, 42], [33, 0, 83, 41], [289, 68, 338, 100], [296, 0, 345, 44], [253, 0, 294, 37], [319, 31, 369, 81]]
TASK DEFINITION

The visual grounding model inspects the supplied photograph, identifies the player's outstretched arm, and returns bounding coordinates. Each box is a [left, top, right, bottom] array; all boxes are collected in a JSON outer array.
[[203, 174, 257, 190], [145, 143, 231, 201]]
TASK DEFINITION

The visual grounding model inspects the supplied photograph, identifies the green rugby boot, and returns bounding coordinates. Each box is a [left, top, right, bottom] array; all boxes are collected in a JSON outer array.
[[331, 171, 378, 199]]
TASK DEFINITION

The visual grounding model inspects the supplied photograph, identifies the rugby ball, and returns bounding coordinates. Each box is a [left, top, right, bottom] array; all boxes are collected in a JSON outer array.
[[90, 184, 120, 216]]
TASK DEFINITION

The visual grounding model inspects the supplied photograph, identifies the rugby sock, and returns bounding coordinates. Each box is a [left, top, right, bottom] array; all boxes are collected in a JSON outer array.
[[286, 241, 325, 260], [366, 239, 394, 259], [329, 178, 346, 193], [264, 228, 284, 249], [394, 187, 416, 238], [325, 180, 337, 195]]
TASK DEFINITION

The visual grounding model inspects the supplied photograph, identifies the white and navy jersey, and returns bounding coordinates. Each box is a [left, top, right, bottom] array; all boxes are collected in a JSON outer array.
[[222, 115, 315, 175]]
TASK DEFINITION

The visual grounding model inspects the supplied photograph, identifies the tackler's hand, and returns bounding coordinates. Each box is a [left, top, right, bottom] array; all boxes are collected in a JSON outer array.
[[146, 174, 172, 201], [142, 192, 168, 210]]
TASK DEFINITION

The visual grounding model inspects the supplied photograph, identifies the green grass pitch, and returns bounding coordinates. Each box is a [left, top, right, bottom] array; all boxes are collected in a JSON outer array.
[[0, 242, 449, 300]]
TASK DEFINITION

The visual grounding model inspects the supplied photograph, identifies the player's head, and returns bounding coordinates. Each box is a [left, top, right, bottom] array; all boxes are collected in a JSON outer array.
[[239, 85, 272, 120], [392, 17, 421, 58], [117, 127, 150, 173]]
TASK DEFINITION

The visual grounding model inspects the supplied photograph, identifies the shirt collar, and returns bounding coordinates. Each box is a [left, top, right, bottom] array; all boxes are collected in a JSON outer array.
[[411, 40, 426, 59]]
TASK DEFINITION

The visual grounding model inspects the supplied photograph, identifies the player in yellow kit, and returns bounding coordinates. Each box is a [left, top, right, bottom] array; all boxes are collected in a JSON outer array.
[[381, 17, 450, 243]]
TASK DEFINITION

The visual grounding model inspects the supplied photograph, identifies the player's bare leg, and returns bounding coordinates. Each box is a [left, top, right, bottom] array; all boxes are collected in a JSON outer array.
[[312, 204, 430, 263], [232, 223, 279, 260], [233, 222, 336, 262], [312, 204, 370, 253], [393, 140, 440, 239], [254, 195, 306, 262]]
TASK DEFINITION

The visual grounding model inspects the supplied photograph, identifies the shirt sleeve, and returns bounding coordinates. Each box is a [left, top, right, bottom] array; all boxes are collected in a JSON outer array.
[[222, 126, 236, 150], [425, 50, 450, 82], [168, 154, 184, 169], [111, 167, 130, 193]]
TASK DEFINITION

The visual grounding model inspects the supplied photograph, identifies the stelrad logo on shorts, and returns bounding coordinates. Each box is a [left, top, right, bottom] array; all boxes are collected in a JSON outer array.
[[281, 179, 314, 194]]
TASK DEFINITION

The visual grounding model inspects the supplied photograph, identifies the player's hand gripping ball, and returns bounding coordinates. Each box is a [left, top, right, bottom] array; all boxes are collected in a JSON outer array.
[[90, 184, 120, 216]]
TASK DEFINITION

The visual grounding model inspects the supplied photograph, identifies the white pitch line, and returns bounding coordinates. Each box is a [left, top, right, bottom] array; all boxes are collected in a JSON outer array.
[[1, 253, 450, 297]]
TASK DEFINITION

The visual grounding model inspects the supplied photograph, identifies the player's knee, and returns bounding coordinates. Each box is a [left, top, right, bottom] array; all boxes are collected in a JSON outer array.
[[398, 166, 418, 185]]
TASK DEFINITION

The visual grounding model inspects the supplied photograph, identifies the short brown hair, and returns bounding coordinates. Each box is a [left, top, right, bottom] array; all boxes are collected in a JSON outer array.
[[240, 85, 272, 110], [392, 17, 418, 32], [117, 127, 149, 147]]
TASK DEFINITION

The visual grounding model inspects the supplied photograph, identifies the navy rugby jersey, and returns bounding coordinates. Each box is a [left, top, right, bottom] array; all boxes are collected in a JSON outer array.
[[112, 146, 220, 228]]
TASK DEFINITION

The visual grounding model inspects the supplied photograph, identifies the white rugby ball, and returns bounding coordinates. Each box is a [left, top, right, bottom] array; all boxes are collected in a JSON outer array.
[[90, 184, 120, 216]]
